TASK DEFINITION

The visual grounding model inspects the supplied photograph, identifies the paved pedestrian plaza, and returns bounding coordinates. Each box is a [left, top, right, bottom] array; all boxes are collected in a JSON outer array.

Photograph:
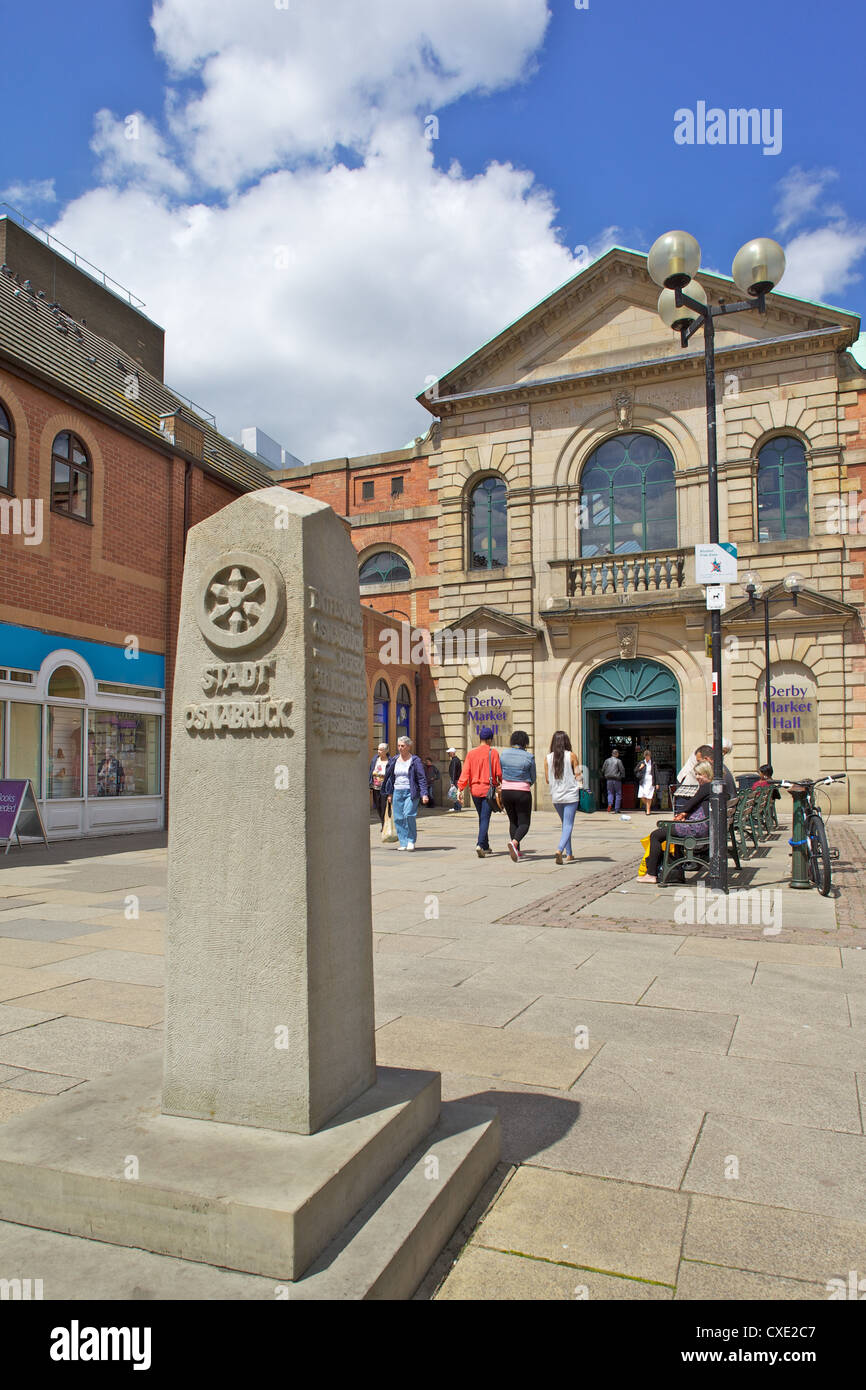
[[1, 806, 865, 1300]]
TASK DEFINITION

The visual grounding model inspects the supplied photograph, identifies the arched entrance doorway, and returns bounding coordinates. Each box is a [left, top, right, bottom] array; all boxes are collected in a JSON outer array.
[[582, 659, 680, 809]]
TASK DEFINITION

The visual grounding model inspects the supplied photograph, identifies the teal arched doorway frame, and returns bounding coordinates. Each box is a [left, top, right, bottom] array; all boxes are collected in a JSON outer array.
[[581, 658, 681, 807]]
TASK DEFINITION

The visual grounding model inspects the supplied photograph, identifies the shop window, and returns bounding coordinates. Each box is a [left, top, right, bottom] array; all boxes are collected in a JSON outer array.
[[373, 679, 390, 747], [87, 711, 161, 797], [0, 401, 14, 494], [579, 433, 677, 555], [48, 666, 85, 699], [469, 476, 507, 569], [396, 684, 411, 741], [9, 703, 41, 796], [359, 551, 411, 586], [96, 681, 162, 699], [756, 437, 808, 541], [47, 706, 83, 798], [51, 431, 92, 522]]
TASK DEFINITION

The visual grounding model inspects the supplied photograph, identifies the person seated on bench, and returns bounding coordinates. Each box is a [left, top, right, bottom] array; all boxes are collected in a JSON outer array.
[[638, 761, 716, 884]]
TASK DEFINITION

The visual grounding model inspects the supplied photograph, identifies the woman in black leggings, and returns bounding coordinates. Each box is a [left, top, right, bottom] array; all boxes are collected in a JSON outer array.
[[640, 763, 713, 883], [498, 730, 537, 863]]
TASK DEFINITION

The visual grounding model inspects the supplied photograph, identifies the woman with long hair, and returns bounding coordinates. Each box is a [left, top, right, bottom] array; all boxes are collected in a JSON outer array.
[[499, 729, 536, 862], [544, 730, 582, 865]]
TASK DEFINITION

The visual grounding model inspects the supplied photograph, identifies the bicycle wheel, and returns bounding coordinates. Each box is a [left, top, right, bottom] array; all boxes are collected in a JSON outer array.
[[806, 815, 832, 896]]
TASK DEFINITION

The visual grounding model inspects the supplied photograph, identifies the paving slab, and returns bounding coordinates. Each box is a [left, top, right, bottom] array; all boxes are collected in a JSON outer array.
[[0, 1004, 64, 1036], [372, 979, 539, 1028], [12, 979, 164, 1027], [0, 963, 96, 1004], [436, 1243, 673, 1300], [0, 904, 118, 923], [682, 1192, 866, 1285], [0, 1089, 53, 1121], [0, 1018, 161, 1078], [376, 1016, 596, 1091], [58, 927, 164, 955], [677, 937, 842, 969], [31, 950, 166, 988], [373, 934, 449, 956], [372, 955, 484, 987], [683, 1113, 866, 1221], [469, 1167, 687, 1286], [0, 919, 118, 942], [675, 1262, 828, 1300], [729, 1014, 866, 1073], [527, 927, 686, 958], [0, 939, 96, 969], [576, 1040, 861, 1133], [507, 995, 738, 1055], [2, 1069, 86, 1094]]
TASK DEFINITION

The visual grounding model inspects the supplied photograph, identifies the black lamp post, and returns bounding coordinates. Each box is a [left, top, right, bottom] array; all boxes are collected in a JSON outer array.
[[743, 570, 802, 770], [648, 231, 786, 893]]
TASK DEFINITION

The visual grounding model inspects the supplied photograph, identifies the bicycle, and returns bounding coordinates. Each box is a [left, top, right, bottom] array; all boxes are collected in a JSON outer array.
[[769, 775, 846, 896]]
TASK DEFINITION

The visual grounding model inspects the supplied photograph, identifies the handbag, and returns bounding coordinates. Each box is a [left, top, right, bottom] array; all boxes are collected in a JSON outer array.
[[381, 806, 398, 843], [486, 747, 502, 812]]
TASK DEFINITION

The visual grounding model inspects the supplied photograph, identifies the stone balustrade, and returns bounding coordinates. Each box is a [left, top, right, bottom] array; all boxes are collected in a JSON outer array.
[[567, 548, 687, 597]]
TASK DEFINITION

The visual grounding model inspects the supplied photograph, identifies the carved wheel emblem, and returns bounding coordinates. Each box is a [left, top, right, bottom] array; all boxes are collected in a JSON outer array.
[[197, 550, 285, 651]]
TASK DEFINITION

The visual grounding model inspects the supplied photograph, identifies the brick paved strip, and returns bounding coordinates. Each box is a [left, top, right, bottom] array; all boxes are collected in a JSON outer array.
[[499, 828, 866, 947]]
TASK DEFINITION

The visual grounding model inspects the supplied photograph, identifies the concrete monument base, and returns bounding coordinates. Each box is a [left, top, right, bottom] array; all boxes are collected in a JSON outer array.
[[0, 1053, 499, 1296]]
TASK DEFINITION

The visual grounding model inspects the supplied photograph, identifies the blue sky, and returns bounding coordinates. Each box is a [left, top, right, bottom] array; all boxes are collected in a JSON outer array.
[[1, 0, 863, 459]]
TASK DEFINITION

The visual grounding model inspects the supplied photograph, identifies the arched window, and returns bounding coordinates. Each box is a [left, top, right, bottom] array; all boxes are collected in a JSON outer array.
[[579, 433, 676, 556], [396, 684, 411, 742], [470, 476, 507, 569], [0, 401, 14, 494], [47, 665, 85, 699], [359, 551, 411, 587], [756, 437, 808, 541], [51, 431, 92, 521], [373, 678, 390, 746]]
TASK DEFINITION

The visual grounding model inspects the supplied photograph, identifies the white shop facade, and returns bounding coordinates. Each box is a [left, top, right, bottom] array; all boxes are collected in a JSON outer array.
[[0, 622, 164, 839]]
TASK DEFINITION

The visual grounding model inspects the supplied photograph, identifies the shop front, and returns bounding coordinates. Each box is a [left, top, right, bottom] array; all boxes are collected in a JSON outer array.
[[0, 625, 164, 839]]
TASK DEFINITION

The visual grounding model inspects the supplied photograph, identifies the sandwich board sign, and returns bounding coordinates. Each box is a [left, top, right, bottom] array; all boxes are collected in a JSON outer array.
[[695, 542, 737, 584], [0, 780, 49, 853]]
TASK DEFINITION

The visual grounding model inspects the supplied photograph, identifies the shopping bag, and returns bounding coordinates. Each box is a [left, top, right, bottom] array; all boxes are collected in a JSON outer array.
[[381, 806, 398, 843], [447, 784, 459, 802], [638, 833, 664, 876]]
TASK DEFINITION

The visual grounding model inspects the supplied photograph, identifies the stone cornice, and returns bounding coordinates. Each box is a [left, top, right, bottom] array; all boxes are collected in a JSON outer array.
[[420, 327, 850, 419]]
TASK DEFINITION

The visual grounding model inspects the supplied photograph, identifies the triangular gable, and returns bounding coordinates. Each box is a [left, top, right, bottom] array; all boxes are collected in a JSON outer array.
[[726, 584, 857, 625], [438, 605, 538, 639], [421, 249, 860, 404]]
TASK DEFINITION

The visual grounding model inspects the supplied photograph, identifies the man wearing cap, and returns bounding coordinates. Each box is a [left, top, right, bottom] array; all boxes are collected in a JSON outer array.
[[457, 727, 502, 857], [447, 747, 463, 811]]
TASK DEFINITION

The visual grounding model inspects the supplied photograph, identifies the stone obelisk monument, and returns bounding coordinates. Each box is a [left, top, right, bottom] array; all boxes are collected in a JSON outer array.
[[0, 486, 498, 1296], [163, 486, 376, 1134]]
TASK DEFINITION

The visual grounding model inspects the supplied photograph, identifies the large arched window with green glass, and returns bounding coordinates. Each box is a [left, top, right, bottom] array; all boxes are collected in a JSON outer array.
[[756, 437, 808, 541], [469, 476, 507, 569], [579, 434, 677, 556], [359, 551, 411, 587]]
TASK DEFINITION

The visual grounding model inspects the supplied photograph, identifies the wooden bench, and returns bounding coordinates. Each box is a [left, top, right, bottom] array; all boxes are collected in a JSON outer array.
[[656, 797, 741, 885]]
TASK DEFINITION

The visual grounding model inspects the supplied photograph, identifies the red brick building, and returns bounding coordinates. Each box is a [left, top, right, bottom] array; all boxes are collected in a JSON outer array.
[[0, 219, 270, 838], [277, 446, 439, 757]]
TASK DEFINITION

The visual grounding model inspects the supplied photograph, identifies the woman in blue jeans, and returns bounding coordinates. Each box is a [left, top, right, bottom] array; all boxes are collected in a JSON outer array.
[[382, 736, 429, 850], [544, 730, 582, 865]]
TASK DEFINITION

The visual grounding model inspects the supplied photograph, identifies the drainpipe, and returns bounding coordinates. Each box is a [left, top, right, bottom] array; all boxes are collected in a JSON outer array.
[[183, 459, 192, 550]]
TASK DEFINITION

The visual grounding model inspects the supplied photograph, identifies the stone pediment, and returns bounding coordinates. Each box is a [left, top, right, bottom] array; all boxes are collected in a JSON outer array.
[[439, 605, 539, 643], [725, 584, 858, 627], [420, 249, 859, 408]]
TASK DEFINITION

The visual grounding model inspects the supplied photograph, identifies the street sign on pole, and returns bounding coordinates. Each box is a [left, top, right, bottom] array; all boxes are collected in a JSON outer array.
[[705, 584, 726, 610], [695, 542, 737, 584]]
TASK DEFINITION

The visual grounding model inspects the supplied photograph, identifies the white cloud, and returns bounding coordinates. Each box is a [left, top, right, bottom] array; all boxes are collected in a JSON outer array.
[[0, 178, 57, 208], [780, 221, 866, 304], [51, 122, 575, 459], [91, 110, 190, 194], [151, 0, 551, 189], [774, 166, 840, 236]]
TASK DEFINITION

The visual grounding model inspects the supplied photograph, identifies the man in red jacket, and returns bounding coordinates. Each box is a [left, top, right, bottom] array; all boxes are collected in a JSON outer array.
[[457, 726, 502, 858]]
